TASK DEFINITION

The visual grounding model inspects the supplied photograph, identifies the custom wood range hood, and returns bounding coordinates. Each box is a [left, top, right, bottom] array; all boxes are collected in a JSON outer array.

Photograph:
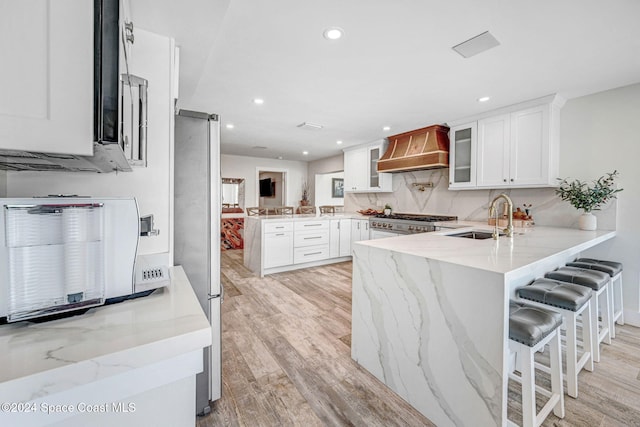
[[377, 124, 450, 173]]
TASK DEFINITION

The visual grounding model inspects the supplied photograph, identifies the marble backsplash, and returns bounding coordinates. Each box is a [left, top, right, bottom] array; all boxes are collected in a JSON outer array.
[[345, 169, 617, 230]]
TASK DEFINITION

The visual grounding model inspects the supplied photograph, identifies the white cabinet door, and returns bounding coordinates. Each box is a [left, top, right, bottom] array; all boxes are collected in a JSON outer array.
[[0, 0, 93, 155], [344, 147, 368, 191], [370, 230, 401, 239], [509, 105, 549, 186], [344, 142, 392, 192], [329, 220, 340, 258], [449, 122, 477, 189], [477, 114, 510, 188], [263, 232, 293, 268], [351, 219, 370, 244], [338, 219, 352, 257]]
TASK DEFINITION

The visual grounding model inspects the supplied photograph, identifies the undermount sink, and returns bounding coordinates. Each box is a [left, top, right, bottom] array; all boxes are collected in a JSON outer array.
[[447, 230, 499, 240]]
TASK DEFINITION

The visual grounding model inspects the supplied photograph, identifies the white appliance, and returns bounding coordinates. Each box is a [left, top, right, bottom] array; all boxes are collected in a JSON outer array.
[[0, 197, 167, 323], [174, 110, 222, 415]]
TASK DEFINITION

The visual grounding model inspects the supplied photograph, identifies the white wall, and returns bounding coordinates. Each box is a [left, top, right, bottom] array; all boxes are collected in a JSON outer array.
[[560, 82, 640, 324], [307, 154, 343, 205], [7, 29, 174, 257], [315, 171, 344, 206], [221, 154, 308, 209], [0, 170, 6, 197]]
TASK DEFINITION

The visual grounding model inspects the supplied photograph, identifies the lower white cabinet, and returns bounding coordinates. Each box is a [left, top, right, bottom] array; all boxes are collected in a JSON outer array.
[[370, 230, 401, 239], [294, 245, 330, 264], [351, 219, 370, 244], [263, 231, 293, 268], [330, 219, 352, 258], [251, 218, 353, 276]]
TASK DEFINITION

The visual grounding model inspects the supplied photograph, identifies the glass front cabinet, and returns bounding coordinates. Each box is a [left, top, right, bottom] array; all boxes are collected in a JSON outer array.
[[448, 122, 477, 189]]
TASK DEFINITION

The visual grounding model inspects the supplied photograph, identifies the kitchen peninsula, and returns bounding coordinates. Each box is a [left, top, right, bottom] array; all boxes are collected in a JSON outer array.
[[351, 224, 616, 427], [244, 213, 366, 277], [0, 267, 210, 427]]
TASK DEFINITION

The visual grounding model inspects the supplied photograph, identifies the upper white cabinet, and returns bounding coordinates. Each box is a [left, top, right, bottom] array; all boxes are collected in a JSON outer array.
[[344, 141, 392, 192], [448, 122, 477, 188], [0, 0, 94, 155], [448, 95, 564, 190]]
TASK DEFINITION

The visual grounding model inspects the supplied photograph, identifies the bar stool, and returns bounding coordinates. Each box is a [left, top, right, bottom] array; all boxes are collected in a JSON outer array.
[[516, 278, 593, 398], [545, 266, 611, 362], [508, 301, 564, 427], [568, 258, 623, 334]]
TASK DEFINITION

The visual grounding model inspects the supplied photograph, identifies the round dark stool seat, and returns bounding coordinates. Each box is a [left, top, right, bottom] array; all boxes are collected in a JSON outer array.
[[567, 259, 622, 277], [509, 301, 563, 346], [544, 266, 609, 291], [517, 278, 591, 311]]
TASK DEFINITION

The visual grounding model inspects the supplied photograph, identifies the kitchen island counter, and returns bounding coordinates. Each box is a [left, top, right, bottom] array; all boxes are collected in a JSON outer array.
[[0, 266, 211, 427], [351, 223, 615, 427]]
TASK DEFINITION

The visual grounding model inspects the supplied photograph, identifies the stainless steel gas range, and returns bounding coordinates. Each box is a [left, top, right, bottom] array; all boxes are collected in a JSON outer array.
[[369, 213, 458, 238]]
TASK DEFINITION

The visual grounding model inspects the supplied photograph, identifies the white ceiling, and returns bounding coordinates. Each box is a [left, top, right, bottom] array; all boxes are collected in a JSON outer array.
[[131, 0, 640, 162]]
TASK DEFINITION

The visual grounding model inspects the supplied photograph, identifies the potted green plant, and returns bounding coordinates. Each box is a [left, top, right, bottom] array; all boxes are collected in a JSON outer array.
[[555, 170, 622, 230], [384, 203, 392, 216]]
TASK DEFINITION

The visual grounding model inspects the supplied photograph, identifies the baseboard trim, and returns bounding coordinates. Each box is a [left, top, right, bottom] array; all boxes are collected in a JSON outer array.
[[622, 309, 640, 327]]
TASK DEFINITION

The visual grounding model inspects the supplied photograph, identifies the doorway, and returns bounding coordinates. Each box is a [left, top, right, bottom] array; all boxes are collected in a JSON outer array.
[[256, 168, 288, 208]]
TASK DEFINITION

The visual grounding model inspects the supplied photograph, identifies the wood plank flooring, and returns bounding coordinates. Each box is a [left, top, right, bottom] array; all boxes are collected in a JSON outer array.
[[197, 250, 640, 426]]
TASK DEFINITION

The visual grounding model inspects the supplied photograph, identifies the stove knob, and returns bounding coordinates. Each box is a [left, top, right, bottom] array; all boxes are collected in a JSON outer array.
[[419, 226, 425, 232], [383, 223, 388, 228], [388, 224, 393, 229], [408, 226, 414, 231], [372, 222, 377, 227]]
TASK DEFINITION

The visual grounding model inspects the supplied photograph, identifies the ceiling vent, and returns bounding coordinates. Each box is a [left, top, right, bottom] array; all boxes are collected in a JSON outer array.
[[252, 146, 268, 150], [296, 122, 323, 130], [452, 31, 500, 58]]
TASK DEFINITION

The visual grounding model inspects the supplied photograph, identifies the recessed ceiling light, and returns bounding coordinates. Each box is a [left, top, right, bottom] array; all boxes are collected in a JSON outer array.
[[477, 96, 490, 102], [336, 140, 343, 145], [226, 123, 235, 129], [382, 126, 391, 131], [252, 146, 268, 150], [253, 98, 264, 105], [302, 151, 309, 155], [277, 156, 283, 160], [323, 27, 344, 40]]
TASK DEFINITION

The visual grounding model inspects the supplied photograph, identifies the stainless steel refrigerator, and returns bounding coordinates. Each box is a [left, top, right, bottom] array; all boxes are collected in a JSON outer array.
[[174, 110, 222, 416]]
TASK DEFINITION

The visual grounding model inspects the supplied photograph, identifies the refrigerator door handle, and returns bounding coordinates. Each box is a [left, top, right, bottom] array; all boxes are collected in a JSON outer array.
[[208, 283, 224, 303]]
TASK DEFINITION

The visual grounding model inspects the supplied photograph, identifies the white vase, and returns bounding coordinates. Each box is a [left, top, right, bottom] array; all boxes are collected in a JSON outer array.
[[578, 212, 597, 230], [384, 208, 391, 216]]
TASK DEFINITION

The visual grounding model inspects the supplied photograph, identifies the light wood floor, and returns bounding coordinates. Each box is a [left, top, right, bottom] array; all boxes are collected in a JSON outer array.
[[198, 250, 640, 426]]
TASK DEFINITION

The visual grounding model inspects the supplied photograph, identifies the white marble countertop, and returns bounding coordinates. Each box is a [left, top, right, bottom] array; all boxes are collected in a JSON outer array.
[[245, 212, 367, 222], [356, 221, 616, 276], [0, 266, 211, 403]]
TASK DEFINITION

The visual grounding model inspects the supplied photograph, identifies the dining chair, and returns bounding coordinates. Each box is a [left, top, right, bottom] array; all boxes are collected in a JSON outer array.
[[275, 206, 294, 215], [319, 205, 335, 214], [246, 207, 266, 216], [299, 206, 316, 214]]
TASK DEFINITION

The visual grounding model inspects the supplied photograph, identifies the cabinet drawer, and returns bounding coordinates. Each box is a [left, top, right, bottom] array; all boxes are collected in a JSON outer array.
[[293, 245, 329, 264], [294, 221, 329, 232], [294, 230, 329, 247], [264, 222, 293, 233]]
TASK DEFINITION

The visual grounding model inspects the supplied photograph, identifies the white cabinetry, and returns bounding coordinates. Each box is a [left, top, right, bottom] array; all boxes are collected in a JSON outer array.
[[448, 95, 564, 190], [351, 219, 370, 244], [344, 141, 392, 192], [293, 221, 330, 264], [263, 222, 293, 268], [0, 0, 94, 155], [330, 219, 352, 258], [448, 122, 477, 189]]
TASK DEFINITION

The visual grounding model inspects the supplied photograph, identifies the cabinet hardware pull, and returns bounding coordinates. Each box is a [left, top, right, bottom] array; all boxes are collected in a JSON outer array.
[[503, 179, 507, 182], [510, 178, 514, 182], [275, 233, 285, 236], [304, 224, 321, 227], [304, 252, 322, 256], [304, 236, 322, 240]]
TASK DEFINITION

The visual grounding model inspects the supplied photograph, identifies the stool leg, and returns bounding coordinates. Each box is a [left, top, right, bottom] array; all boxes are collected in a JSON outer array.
[[582, 301, 594, 372], [609, 280, 616, 339], [549, 331, 565, 418], [521, 345, 536, 427], [590, 293, 601, 363], [617, 273, 625, 325], [566, 314, 579, 398], [601, 286, 612, 345]]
